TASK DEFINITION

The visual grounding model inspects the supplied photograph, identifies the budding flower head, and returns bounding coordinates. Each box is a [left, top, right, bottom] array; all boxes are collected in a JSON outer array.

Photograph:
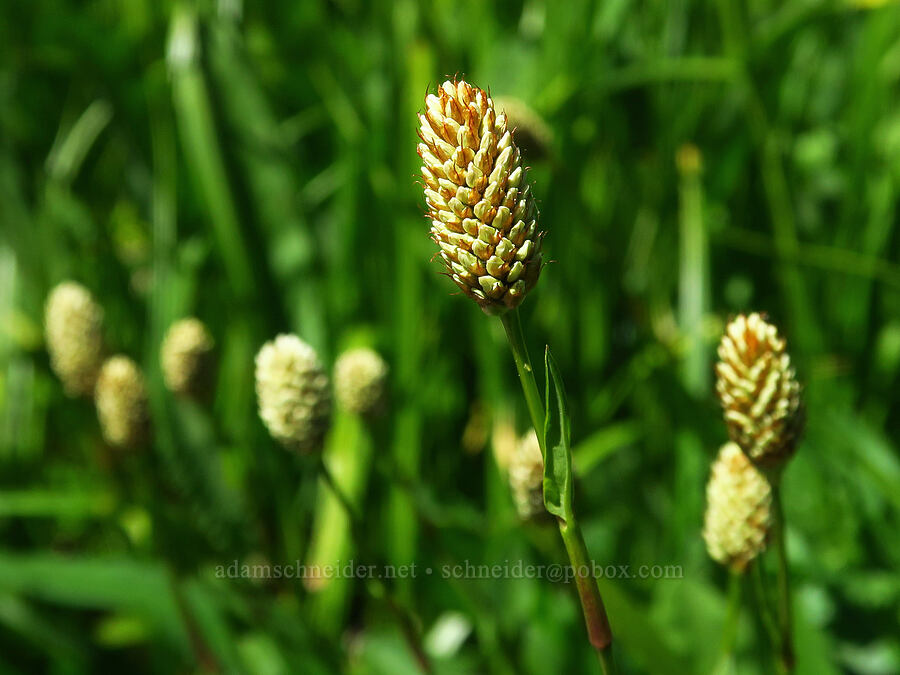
[[703, 442, 772, 572], [95, 355, 150, 448], [255, 334, 331, 453], [44, 281, 105, 397], [418, 79, 543, 315], [716, 313, 803, 468], [160, 317, 214, 396], [508, 430, 545, 520], [334, 347, 388, 416]]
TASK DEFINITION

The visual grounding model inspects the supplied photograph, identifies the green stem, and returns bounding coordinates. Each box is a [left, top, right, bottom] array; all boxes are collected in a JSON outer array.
[[317, 460, 433, 674], [559, 517, 617, 674], [500, 310, 616, 674], [715, 569, 742, 672], [113, 453, 220, 671], [750, 561, 786, 675], [500, 310, 546, 450], [167, 567, 220, 673], [772, 487, 794, 672]]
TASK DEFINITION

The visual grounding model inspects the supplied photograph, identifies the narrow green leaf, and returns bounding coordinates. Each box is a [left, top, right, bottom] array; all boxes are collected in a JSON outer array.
[[542, 346, 573, 522], [181, 578, 244, 672], [45, 99, 113, 184], [0, 552, 190, 653], [0, 594, 85, 661], [0, 489, 114, 519], [167, 5, 255, 301], [572, 421, 642, 477]]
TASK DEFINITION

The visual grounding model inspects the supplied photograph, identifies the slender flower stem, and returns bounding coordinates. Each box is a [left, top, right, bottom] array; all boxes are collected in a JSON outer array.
[[715, 569, 742, 672], [750, 561, 786, 675], [168, 565, 220, 673], [112, 454, 220, 671], [771, 487, 794, 672], [500, 310, 546, 443], [500, 309, 616, 673], [559, 517, 616, 674], [317, 459, 433, 674]]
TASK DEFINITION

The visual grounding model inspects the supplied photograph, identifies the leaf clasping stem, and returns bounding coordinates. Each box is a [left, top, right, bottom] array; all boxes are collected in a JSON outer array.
[[500, 309, 616, 674]]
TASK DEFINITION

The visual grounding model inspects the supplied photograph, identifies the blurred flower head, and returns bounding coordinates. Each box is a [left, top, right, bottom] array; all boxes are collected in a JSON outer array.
[[160, 317, 214, 396], [44, 281, 105, 397], [491, 95, 552, 159], [333, 347, 388, 417], [703, 442, 772, 572], [95, 355, 150, 449], [508, 430, 545, 520], [490, 409, 518, 473], [255, 334, 331, 453]]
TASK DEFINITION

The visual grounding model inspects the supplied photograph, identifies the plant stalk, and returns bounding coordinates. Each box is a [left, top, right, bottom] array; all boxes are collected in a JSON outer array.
[[317, 459, 433, 674], [750, 560, 786, 675], [714, 569, 742, 673], [500, 309, 616, 673], [500, 310, 546, 444], [772, 487, 794, 672]]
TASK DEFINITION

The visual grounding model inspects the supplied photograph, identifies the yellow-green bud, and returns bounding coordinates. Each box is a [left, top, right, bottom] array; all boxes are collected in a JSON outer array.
[[95, 355, 150, 448], [255, 334, 331, 453], [44, 281, 105, 397], [333, 347, 388, 416], [716, 313, 803, 468], [508, 430, 544, 519], [703, 442, 772, 572], [160, 317, 214, 396], [417, 80, 543, 315]]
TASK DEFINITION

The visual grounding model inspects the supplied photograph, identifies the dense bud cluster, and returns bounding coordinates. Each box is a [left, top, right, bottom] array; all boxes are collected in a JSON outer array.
[[161, 317, 214, 396], [703, 442, 772, 572], [716, 313, 803, 468], [334, 347, 388, 416], [418, 80, 543, 314], [44, 281, 105, 397], [95, 355, 149, 448], [255, 334, 331, 453]]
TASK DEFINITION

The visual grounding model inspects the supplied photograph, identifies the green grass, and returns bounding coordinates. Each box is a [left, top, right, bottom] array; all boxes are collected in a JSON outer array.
[[2, 0, 900, 672]]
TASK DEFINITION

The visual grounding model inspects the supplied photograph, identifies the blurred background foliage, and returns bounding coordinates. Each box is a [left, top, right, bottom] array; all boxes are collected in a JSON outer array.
[[2, 0, 900, 673]]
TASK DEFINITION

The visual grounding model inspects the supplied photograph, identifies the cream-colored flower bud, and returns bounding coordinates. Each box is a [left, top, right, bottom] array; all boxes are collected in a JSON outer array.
[[703, 442, 772, 572], [716, 313, 803, 467], [417, 80, 543, 315], [333, 347, 388, 416], [255, 334, 331, 453], [44, 281, 104, 396], [95, 355, 150, 448], [160, 317, 214, 396], [509, 430, 545, 519]]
